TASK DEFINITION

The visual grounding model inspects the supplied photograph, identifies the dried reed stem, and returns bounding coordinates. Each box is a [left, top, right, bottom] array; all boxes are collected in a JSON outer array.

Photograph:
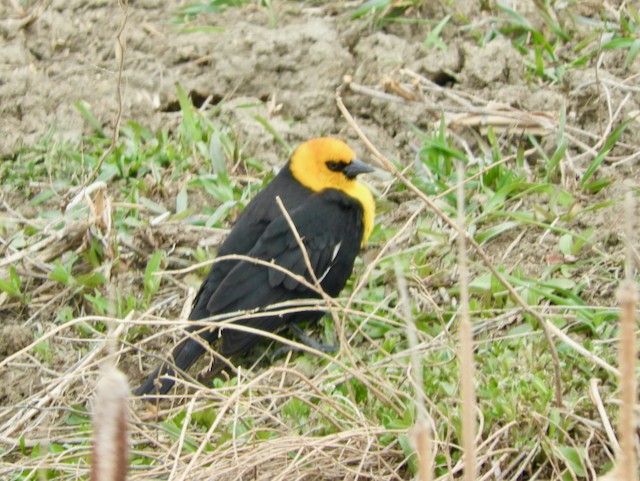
[[412, 421, 434, 481], [457, 162, 477, 481], [616, 191, 637, 481], [395, 255, 433, 481], [90, 365, 129, 481]]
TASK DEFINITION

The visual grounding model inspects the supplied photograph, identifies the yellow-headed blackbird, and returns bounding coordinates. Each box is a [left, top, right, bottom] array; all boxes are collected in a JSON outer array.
[[135, 138, 375, 396]]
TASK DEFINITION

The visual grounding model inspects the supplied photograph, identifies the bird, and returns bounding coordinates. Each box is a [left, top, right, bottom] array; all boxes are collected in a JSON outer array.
[[135, 137, 375, 396]]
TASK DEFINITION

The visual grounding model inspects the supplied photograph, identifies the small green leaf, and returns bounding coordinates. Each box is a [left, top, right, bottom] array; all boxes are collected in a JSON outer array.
[[554, 445, 586, 477], [0, 266, 22, 298], [398, 434, 418, 473], [582, 177, 611, 193], [159, 421, 199, 453], [65, 404, 90, 426], [191, 176, 235, 203], [84, 293, 108, 315], [76, 271, 107, 289], [29, 189, 56, 207], [547, 139, 567, 179], [176, 186, 188, 214], [542, 278, 576, 290], [34, 334, 51, 363], [205, 200, 237, 227], [74, 101, 106, 137], [624, 38, 640, 68], [144, 250, 165, 300], [475, 221, 519, 244], [558, 234, 573, 256], [253, 115, 290, 151], [581, 119, 632, 187], [176, 83, 200, 143], [139, 196, 168, 214], [49, 262, 73, 286], [350, 0, 390, 20], [439, 381, 456, 396], [424, 15, 451, 50], [209, 131, 227, 177], [282, 397, 310, 420], [469, 273, 492, 293]]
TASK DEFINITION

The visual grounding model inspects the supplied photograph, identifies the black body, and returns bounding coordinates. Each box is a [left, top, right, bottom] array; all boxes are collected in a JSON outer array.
[[135, 164, 365, 396]]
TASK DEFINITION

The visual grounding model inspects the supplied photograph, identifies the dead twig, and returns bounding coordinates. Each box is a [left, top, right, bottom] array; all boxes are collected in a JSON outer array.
[[457, 162, 477, 481], [68, 0, 128, 202], [615, 192, 638, 481]]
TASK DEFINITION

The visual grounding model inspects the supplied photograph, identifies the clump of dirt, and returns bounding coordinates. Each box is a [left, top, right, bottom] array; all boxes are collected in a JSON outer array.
[[0, 324, 32, 358], [462, 37, 524, 88], [0, 324, 36, 405]]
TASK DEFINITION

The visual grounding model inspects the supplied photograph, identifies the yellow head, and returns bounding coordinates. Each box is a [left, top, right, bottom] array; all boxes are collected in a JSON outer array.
[[289, 138, 376, 245]]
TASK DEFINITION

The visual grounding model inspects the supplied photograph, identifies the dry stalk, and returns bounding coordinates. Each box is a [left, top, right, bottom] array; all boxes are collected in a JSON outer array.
[[348, 75, 557, 135], [172, 426, 404, 481], [140, 316, 403, 409], [588, 379, 619, 452], [616, 191, 638, 481], [0, 219, 90, 270], [457, 162, 477, 481], [412, 421, 434, 481], [169, 363, 403, 480], [170, 393, 200, 480], [544, 321, 619, 376], [90, 365, 129, 481], [348, 145, 537, 307], [69, 0, 128, 200], [274, 195, 385, 426], [394, 249, 434, 481]]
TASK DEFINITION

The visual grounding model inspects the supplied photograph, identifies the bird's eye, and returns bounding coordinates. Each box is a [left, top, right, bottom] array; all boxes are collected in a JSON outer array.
[[326, 161, 345, 172]]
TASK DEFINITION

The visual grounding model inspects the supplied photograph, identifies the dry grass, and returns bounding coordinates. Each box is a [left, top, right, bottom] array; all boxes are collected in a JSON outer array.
[[2, 1, 640, 480]]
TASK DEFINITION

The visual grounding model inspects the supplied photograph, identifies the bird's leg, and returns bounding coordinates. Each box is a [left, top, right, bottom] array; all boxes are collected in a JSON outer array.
[[292, 324, 339, 352], [269, 324, 338, 361]]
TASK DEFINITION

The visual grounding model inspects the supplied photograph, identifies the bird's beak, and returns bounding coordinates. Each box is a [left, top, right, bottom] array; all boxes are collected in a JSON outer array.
[[343, 159, 374, 179]]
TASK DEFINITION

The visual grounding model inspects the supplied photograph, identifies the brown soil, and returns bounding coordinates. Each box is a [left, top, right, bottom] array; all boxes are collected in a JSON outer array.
[[3, 1, 638, 160]]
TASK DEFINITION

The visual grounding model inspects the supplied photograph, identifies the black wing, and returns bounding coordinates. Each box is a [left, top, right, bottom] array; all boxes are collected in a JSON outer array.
[[188, 164, 313, 321], [207, 189, 364, 356]]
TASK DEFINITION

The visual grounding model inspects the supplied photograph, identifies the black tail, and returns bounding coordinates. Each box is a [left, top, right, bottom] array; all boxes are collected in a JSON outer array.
[[135, 334, 209, 397]]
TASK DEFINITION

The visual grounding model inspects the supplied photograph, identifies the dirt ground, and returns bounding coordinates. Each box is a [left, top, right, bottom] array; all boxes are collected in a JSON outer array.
[[3, 0, 635, 158], [3, 0, 639, 162], [2, 0, 640, 478]]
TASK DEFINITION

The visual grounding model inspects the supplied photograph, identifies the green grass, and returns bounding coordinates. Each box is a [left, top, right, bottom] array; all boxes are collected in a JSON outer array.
[[489, 2, 640, 84]]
